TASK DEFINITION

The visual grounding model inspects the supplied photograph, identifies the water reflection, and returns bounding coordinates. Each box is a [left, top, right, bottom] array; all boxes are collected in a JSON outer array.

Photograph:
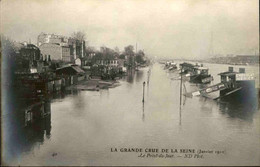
[[4, 98, 52, 163], [126, 69, 134, 83], [142, 102, 145, 122], [135, 70, 144, 82], [3, 87, 83, 164], [179, 105, 182, 126], [199, 97, 214, 112], [217, 101, 257, 122]]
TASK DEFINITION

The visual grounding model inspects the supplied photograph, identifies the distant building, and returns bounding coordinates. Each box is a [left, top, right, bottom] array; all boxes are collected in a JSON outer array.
[[39, 43, 71, 62], [95, 58, 118, 67], [12, 42, 46, 74], [37, 33, 69, 46], [68, 38, 85, 60], [37, 33, 86, 63], [235, 55, 259, 64]]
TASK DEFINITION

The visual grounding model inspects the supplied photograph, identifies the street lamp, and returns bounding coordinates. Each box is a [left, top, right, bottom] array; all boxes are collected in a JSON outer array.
[[142, 81, 146, 102]]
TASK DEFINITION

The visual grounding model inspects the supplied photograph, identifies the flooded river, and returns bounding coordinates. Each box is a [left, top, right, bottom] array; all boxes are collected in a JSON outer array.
[[3, 62, 260, 166]]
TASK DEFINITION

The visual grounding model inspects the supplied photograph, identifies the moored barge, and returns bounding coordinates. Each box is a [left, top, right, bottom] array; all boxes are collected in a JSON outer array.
[[216, 67, 256, 103], [188, 67, 257, 104], [179, 62, 213, 84]]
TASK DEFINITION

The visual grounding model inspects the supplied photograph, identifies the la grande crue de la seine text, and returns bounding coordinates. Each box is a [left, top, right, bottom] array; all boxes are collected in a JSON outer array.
[[110, 148, 222, 154]]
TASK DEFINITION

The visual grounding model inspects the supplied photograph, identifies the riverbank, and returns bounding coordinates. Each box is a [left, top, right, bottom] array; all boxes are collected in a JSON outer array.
[[66, 78, 121, 91]]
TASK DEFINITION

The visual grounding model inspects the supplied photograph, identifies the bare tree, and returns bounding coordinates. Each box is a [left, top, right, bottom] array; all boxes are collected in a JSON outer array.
[[71, 31, 86, 41]]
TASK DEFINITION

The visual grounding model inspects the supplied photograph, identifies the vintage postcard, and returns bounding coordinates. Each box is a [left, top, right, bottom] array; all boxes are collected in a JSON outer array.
[[1, 0, 259, 166]]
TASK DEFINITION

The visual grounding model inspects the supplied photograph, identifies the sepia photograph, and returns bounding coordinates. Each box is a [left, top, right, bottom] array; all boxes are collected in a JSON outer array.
[[1, 0, 259, 166]]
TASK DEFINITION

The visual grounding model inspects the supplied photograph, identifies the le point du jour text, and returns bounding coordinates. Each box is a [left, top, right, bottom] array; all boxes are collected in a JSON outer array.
[[111, 148, 225, 159]]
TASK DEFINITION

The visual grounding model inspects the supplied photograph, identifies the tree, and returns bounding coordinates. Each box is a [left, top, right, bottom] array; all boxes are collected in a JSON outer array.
[[136, 50, 146, 64], [85, 46, 96, 55], [71, 31, 86, 41], [124, 45, 135, 56], [119, 54, 126, 59], [114, 46, 120, 54], [100, 46, 115, 59]]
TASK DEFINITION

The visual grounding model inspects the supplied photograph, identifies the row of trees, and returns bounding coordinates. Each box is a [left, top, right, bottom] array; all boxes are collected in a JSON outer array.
[[71, 31, 147, 65], [92, 45, 146, 64]]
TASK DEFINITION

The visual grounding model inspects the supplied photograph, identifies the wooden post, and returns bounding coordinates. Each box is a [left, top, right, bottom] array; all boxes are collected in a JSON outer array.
[[179, 66, 183, 126], [142, 81, 146, 102]]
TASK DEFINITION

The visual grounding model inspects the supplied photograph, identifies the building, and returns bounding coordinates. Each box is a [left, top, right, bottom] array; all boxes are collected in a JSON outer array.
[[37, 33, 86, 63], [37, 33, 69, 46], [39, 43, 72, 62], [12, 42, 46, 74], [55, 65, 86, 85], [68, 38, 85, 60], [95, 58, 119, 67]]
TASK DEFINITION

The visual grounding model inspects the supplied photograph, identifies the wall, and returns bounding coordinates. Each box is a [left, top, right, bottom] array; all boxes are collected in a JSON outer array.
[[39, 43, 62, 61], [62, 46, 71, 62]]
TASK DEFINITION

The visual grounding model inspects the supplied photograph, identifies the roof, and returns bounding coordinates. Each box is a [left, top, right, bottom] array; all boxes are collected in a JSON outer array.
[[12, 42, 39, 52], [179, 62, 195, 67], [195, 67, 208, 70], [56, 65, 85, 75], [71, 65, 85, 73], [218, 71, 239, 76], [39, 43, 61, 47]]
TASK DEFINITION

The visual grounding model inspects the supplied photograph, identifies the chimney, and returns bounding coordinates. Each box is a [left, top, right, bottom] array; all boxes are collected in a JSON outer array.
[[228, 67, 233, 72], [239, 68, 245, 73]]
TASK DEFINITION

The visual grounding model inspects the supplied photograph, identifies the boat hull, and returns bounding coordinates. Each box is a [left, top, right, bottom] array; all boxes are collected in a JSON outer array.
[[190, 75, 213, 84], [219, 80, 257, 104]]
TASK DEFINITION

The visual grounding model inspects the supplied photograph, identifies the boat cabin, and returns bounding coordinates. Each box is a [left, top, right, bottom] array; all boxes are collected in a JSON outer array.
[[179, 62, 199, 73], [193, 67, 209, 75], [218, 67, 255, 101]]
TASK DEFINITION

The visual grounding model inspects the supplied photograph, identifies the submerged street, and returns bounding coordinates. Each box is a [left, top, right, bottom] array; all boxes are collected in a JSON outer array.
[[3, 62, 260, 166]]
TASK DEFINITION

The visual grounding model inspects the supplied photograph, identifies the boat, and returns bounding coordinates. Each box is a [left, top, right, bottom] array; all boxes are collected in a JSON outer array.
[[215, 67, 256, 103], [179, 62, 200, 75], [186, 67, 257, 104], [179, 62, 213, 84], [189, 66, 213, 84], [164, 61, 177, 71]]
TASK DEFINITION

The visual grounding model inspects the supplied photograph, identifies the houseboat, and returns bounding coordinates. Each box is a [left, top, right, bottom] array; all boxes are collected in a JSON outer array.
[[188, 67, 257, 104], [179, 62, 213, 84], [216, 67, 256, 103], [179, 62, 200, 75], [164, 61, 177, 71], [189, 66, 213, 84]]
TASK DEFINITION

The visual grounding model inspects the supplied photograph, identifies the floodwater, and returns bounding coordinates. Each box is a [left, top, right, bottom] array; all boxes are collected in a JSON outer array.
[[2, 63, 260, 166]]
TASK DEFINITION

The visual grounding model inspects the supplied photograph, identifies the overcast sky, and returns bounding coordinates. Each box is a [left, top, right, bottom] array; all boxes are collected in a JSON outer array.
[[1, 0, 259, 59]]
